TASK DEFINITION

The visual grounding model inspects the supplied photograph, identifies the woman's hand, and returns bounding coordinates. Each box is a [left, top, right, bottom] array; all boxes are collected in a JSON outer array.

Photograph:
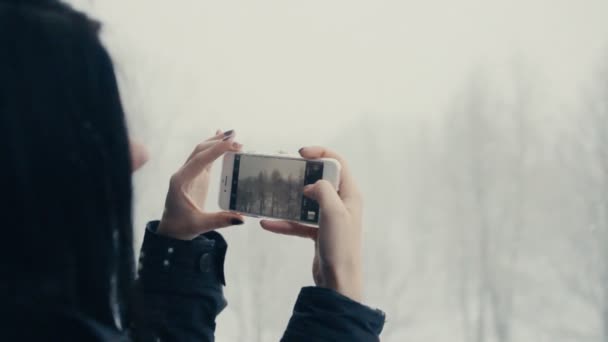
[[260, 147, 363, 302], [157, 130, 245, 240]]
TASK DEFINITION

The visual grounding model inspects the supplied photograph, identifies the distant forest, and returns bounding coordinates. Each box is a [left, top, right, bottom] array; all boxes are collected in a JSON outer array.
[[236, 169, 305, 220]]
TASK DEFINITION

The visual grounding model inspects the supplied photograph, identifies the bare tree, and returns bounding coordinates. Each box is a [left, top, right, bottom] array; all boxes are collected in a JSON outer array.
[[557, 53, 608, 342], [445, 68, 532, 342], [487, 62, 535, 342], [445, 72, 494, 342]]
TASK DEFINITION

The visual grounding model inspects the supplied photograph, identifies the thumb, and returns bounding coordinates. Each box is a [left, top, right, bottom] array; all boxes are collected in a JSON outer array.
[[303, 180, 344, 214], [196, 211, 245, 231], [260, 219, 318, 240]]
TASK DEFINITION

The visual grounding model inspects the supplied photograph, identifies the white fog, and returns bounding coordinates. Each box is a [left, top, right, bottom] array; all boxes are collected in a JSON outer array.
[[69, 0, 608, 340]]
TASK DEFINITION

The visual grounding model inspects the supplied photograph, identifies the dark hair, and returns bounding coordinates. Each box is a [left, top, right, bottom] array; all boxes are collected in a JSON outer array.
[[0, 0, 134, 330]]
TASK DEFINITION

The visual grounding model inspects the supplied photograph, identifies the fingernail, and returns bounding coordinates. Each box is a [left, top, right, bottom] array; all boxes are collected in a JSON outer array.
[[232, 142, 242, 149], [303, 184, 314, 192], [231, 218, 244, 225], [223, 129, 234, 137], [298, 147, 305, 153], [223, 134, 234, 141]]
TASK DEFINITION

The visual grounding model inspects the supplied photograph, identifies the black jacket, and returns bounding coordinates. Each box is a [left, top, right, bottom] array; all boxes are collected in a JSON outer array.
[[7, 221, 385, 341]]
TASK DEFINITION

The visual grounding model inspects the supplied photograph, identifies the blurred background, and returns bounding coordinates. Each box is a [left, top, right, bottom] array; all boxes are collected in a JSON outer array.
[[70, 0, 608, 341]]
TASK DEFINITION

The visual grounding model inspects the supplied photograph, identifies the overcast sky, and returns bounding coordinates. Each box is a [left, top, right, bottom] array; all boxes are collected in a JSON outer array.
[[70, 0, 608, 150]]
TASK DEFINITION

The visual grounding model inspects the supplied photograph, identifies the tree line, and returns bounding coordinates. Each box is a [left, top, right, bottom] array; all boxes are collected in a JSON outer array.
[[236, 169, 305, 220]]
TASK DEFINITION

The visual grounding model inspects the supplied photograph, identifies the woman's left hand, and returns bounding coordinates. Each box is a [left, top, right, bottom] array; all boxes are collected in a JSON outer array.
[[157, 130, 245, 240]]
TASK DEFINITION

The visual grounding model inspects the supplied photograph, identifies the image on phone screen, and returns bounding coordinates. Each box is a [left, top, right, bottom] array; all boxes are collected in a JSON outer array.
[[229, 154, 324, 223]]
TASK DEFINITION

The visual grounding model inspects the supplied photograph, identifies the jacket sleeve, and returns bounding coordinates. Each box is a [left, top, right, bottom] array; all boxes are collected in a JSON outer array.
[[281, 287, 386, 342], [131, 221, 228, 342]]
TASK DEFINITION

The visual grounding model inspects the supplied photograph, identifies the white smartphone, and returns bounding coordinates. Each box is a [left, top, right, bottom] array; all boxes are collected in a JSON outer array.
[[218, 152, 341, 225]]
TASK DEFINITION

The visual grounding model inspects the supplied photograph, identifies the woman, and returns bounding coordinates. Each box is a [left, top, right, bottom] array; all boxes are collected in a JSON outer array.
[[0, 0, 385, 341]]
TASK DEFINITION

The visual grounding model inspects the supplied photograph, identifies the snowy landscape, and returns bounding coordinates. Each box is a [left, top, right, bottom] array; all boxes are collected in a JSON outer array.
[[69, 0, 608, 340], [234, 155, 306, 220]]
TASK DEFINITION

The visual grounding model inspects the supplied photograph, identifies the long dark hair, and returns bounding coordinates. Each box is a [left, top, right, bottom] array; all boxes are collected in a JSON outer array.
[[0, 0, 134, 331]]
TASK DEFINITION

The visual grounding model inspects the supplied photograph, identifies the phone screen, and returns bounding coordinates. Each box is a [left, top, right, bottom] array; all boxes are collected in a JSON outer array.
[[229, 154, 324, 223]]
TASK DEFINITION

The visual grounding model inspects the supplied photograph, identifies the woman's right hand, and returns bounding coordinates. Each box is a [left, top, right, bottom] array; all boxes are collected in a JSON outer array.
[[157, 130, 245, 240], [260, 147, 364, 302]]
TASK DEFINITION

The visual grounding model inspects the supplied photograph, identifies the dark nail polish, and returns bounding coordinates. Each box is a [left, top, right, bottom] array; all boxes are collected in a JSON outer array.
[[231, 218, 244, 225], [223, 130, 234, 137]]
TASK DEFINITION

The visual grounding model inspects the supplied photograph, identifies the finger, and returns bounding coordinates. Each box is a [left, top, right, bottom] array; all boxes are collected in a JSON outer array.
[[260, 220, 318, 240], [186, 130, 235, 162], [299, 146, 360, 203], [186, 141, 218, 162], [196, 211, 245, 230], [303, 180, 346, 215], [180, 136, 239, 180], [206, 129, 234, 142]]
